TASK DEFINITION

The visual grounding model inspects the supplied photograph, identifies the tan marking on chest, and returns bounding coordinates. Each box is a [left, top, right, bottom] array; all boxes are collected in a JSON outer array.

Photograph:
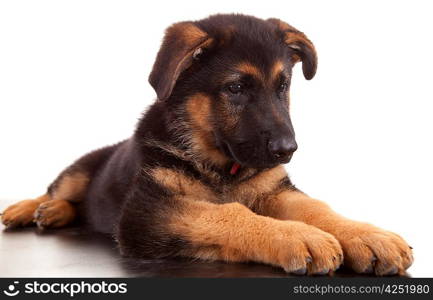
[[152, 165, 288, 206], [151, 167, 218, 201], [227, 165, 288, 207]]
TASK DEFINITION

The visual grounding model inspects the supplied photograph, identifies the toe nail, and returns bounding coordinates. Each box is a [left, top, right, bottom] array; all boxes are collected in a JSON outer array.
[[409, 246, 413, 250], [5, 223, 15, 229], [364, 265, 374, 274], [386, 266, 398, 276], [371, 255, 378, 263], [291, 267, 307, 275], [314, 269, 329, 276], [306, 257, 313, 264]]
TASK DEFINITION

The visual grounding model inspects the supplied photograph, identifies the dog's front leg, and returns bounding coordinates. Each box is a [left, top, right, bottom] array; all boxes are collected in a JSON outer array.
[[117, 195, 343, 275], [256, 189, 413, 275]]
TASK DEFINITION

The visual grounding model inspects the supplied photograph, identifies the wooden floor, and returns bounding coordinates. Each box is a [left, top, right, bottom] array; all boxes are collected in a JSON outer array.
[[0, 225, 414, 278], [0, 197, 419, 278]]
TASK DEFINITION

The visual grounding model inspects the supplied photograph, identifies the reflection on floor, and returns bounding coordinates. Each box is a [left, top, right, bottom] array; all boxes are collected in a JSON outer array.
[[0, 226, 407, 278]]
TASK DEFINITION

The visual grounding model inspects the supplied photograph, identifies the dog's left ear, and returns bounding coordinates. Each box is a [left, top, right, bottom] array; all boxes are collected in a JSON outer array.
[[267, 18, 317, 80], [149, 22, 214, 101]]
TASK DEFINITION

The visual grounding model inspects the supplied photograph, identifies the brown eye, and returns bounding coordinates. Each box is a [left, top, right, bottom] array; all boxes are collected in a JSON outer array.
[[228, 83, 243, 94]]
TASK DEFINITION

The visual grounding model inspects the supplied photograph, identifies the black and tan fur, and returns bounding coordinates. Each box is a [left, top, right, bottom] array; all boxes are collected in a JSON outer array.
[[1, 14, 413, 276]]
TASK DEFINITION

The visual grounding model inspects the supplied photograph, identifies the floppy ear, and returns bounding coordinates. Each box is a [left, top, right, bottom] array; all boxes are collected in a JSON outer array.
[[267, 18, 318, 80], [149, 22, 213, 101]]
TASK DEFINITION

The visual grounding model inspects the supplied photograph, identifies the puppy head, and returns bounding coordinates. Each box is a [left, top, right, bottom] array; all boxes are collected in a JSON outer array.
[[149, 14, 317, 169]]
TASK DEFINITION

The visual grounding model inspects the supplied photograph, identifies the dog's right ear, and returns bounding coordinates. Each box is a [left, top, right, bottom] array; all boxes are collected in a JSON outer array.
[[267, 18, 318, 80], [149, 22, 213, 101]]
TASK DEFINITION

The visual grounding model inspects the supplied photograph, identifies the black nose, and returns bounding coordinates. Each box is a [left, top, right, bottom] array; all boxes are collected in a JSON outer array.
[[268, 137, 297, 161]]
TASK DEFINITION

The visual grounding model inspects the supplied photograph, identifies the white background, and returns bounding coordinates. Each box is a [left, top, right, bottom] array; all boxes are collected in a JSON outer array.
[[0, 0, 432, 276]]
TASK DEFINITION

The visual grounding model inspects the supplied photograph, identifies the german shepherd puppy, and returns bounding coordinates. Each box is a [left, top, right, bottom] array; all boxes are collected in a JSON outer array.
[[1, 14, 413, 276]]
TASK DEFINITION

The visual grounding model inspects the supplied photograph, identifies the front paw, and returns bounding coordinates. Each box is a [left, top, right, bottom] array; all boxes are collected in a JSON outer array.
[[1, 199, 39, 228], [268, 221, 343, 275], [335, 221, 413, 276]]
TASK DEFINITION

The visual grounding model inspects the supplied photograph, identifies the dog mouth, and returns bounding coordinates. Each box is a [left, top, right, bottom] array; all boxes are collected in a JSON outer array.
[[213, 132, 286, 169], [221, 139, 281, 169], [222, 141, 244, 165]]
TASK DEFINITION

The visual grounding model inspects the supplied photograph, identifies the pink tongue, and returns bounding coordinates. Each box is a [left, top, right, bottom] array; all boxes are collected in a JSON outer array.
[[230, 163, 241, 175]]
